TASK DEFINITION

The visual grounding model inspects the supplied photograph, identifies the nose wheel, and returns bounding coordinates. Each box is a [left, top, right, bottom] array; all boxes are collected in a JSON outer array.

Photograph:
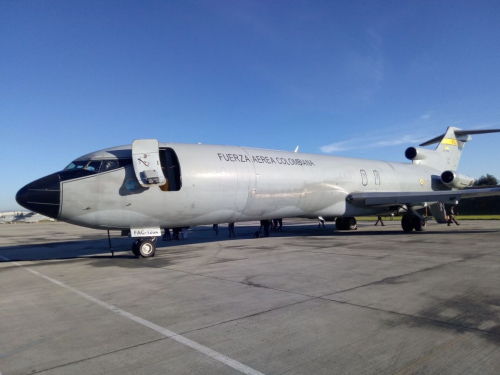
[[132, 237, 157, 257], [335, 217, 357, 230]]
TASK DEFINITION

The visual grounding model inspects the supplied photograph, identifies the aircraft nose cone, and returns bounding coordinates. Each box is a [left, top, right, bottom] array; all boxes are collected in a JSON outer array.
[[16, 173, 61, 219]]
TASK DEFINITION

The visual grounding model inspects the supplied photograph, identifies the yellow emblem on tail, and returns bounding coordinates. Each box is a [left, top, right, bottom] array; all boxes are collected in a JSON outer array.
[[441, 138, 458, 146]]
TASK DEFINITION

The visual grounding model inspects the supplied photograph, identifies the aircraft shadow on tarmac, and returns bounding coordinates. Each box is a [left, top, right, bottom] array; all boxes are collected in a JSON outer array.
[[0, 223, 495, 263]]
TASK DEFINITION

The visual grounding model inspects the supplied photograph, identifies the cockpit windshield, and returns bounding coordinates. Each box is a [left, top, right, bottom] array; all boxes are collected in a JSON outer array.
[[64, 159, 132, 174], [65, 160, 90, 170]]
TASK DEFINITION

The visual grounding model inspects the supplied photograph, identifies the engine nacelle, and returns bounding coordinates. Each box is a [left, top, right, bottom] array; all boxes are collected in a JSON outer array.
[[405, 147, 435, 161], [441, 170, 474, 189]]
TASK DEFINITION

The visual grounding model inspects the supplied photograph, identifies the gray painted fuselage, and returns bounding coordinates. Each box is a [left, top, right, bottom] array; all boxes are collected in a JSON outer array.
[[60, 143, 442, 230]]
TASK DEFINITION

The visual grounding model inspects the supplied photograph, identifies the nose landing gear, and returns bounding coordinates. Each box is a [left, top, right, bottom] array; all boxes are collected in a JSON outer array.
[[132, 237, 157, 257], [335, 217, 357, 230]]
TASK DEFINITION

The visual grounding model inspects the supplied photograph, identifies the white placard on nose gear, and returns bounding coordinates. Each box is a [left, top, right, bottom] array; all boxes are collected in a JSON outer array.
[[130, 227, 161, 237]]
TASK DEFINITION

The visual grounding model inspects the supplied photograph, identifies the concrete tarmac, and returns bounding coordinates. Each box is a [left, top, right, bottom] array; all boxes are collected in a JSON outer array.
[[1, 220, 500, 374]]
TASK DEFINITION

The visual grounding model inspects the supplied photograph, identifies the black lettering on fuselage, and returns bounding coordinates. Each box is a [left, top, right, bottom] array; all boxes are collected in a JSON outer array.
[[218, 152, 315, 167]]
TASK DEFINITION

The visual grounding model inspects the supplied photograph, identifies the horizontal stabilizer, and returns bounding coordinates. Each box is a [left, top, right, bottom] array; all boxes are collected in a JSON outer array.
[[454, 129, 500, 136], [419, 133, 445, 147], [419, 128, 500, 147]]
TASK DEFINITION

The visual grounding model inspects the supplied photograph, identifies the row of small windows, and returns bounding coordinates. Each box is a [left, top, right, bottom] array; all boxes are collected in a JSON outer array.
[[360, 170, 380, 186]]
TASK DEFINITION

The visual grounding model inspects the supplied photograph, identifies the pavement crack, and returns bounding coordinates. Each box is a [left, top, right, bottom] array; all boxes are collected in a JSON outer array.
[[325, 298, 500, 338], [29, 337, 167, 374], [324, 248, 500, 297], [178, 297, 319, 337], [146, 263, 320, 299], [275, 320, 406, 375]]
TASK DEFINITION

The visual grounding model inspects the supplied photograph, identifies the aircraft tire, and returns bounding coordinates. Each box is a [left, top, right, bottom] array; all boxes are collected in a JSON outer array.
[[413, 217, 427, 232], [138, 240, 156, 258], [401, 214, 414, 232], [335, 217, 346, 230], [347, 217, 357, 230]]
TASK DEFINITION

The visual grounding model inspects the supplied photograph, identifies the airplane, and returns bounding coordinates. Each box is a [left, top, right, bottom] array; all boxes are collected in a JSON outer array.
[[13, 212, 54, 223], [0, 211, 50, 224], [0, 213, 16, 224], [15, 126, 500, 258]]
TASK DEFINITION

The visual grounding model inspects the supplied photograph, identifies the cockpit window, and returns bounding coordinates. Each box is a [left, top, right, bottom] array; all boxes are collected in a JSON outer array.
[[65, 160, 90, 170], [64, 158, 132, 174], [86, 161, 102, 172], [101, 160, 119, 172]]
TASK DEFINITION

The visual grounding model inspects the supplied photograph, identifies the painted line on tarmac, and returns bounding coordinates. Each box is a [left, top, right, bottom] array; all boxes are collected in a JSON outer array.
[[0, 254, 266, 375]]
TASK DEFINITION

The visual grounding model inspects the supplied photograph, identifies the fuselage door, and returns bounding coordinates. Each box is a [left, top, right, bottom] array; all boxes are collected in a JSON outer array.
[[132, 139, 166, 187]]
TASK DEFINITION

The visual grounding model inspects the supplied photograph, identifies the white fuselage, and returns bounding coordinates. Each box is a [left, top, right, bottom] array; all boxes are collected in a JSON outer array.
[[59, 143, 443, 230]]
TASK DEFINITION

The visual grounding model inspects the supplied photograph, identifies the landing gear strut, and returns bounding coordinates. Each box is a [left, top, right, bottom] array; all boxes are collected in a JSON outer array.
[[335, 217, 357, 230], [132, 237, 157, 257]]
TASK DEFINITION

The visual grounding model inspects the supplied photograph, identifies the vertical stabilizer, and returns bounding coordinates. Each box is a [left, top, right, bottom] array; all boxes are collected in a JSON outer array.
[[434, 126, 465, 171]]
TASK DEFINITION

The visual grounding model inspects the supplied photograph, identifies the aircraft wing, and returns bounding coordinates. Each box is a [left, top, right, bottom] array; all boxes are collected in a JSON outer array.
[[347, 187, 500, 207]]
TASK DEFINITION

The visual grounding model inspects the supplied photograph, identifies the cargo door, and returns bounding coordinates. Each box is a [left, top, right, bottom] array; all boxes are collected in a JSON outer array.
[[132, 139, 166, 187]]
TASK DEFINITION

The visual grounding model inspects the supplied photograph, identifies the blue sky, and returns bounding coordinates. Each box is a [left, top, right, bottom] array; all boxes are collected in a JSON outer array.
[[1, 0, 500, 210]]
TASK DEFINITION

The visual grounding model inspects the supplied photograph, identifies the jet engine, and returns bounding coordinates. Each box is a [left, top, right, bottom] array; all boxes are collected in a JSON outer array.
[[405, 147, 434, 161], [441, 170, 474, 189]]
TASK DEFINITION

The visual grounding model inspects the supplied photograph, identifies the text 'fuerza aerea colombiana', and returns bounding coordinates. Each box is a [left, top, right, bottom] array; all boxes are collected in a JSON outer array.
[[217, 153, 315, 166]]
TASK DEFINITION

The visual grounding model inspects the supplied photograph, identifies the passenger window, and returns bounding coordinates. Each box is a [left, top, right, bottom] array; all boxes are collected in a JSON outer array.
[[360, 170, 368, 186], [373, 170, 380, 185]]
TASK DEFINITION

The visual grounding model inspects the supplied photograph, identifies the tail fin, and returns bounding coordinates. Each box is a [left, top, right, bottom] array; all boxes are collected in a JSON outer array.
[[410, 126, 500, 171], [431, 126, 465, 171]]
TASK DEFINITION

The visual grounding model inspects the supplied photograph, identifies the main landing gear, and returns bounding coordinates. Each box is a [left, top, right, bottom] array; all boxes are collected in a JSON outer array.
[[132, 237, 157, 258], [401, 213, 427, 232], [335, 217, 357, 230]]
